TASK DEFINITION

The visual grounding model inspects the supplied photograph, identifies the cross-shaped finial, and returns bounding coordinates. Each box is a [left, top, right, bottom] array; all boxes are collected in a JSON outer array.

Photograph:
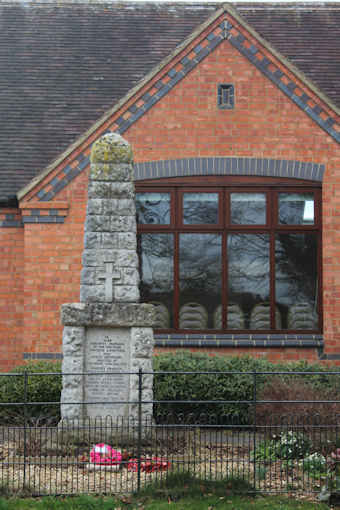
[[98, 262, 121, 302]]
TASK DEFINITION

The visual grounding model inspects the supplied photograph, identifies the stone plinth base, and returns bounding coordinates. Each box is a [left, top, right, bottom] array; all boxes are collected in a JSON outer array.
[[60, 302, 155, 423]]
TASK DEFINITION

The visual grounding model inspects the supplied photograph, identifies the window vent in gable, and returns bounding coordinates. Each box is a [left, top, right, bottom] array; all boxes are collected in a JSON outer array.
[[218, 84, 235, 109]]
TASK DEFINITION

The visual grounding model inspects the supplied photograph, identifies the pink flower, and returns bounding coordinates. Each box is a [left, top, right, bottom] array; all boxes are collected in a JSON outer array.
[[331, 448, 340, 460], [90, 443, 122, 466]]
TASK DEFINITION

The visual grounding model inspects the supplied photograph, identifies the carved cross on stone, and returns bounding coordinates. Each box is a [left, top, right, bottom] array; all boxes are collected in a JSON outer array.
[[98, 262, 121, 302]]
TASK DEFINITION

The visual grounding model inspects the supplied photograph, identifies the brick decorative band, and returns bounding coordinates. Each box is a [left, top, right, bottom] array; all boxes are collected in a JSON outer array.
[[0, 213, 23, 228], [23, 353, 63, 360], [32, 155, 324, 207], [155, 334, 323, 349], [22, 209, 66, 224], [36, 155, 88, 202], [31, 15, 336, 204], [135, 157, 324, 182], [110, 19, 338, 144]]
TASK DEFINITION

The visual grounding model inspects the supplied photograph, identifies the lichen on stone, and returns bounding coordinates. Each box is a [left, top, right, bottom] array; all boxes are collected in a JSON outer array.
[[90, 133, 133, 165]]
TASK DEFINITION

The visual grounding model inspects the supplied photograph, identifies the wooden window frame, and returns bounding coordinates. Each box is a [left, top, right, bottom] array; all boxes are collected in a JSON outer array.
[[136, 176, 322, 334]]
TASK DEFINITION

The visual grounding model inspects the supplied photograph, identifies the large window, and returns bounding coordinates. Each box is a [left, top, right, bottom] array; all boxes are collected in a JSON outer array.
[[136, 177, 321, 333]]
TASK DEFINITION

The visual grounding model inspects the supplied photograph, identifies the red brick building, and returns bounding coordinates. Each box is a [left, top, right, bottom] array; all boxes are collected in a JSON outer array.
[[0, 2, 339, 370]]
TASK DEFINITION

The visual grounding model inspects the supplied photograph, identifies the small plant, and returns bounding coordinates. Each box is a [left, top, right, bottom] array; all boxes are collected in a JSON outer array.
[[302, 452, 327, 479], [252, 431, 311, 463], [278, 430, 311, 460], [252, 441, 278, 462]]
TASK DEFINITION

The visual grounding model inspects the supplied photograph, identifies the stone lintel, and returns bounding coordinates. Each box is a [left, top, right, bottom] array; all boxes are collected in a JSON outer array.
[[61, 302, 155, 327]]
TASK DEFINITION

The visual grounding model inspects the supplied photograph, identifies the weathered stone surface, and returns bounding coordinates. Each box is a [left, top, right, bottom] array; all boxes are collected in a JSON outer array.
[[86, 216, 136, 234], [61, 302, 156, 327], [91, 163, 134, 182], [131, 328, 154, 358], [90, 133, 133, 165], [101, 233, 118, 249], [114, 285, 140, 302], [100, 198, 135, 216], [85, 214, 111, 232], [60, 327, 85, 420], [80, 285, 106, 303], [82, 249, 138, 269], [117, 233, 136, 250], [61, 134, 154, 424], [120, 267, 140, 286], [84, 232, 102, 249], [88, 181, 135, 199], [111, 216, 136, 232]]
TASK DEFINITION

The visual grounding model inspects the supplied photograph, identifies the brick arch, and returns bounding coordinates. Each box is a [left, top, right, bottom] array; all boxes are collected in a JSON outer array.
[[134, 157, 324, 182]]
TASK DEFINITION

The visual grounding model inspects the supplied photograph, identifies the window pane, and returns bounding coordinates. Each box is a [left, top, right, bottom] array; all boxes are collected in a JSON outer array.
[[228, 234, 270, 329], [278, 193, 314, 225], [136, 193, 170, 224], [139, 233, 174, 328], [179, 233, 222, 329], [183, 193, 219, 224], [275, 233, 318, 329], [230, 193, 266, 225]]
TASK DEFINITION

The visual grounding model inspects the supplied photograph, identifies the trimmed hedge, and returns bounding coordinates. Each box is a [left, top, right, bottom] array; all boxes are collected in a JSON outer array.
[[0, 355, 339, 425], [0, 361, 62, 425], [152, 352, 340, 424]]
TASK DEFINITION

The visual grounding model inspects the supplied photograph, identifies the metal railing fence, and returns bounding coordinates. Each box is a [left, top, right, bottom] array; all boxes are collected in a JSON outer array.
[[0, 368, 339, 497]]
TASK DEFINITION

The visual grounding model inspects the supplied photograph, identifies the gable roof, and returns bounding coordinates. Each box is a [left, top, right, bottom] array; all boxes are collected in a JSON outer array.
[[0, 2, 339, 203]]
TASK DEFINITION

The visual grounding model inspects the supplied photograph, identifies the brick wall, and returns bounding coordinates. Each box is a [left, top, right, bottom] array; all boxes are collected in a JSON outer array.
[[0, 211, 24, 370], [2, 16, 339, 367]]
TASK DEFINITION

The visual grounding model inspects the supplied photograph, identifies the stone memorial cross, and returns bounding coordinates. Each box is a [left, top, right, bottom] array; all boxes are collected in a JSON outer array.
[[60, 133, 155, 423]]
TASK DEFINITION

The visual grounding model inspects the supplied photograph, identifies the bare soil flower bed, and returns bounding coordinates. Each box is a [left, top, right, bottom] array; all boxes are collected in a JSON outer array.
[[0, 429, 326, 499]]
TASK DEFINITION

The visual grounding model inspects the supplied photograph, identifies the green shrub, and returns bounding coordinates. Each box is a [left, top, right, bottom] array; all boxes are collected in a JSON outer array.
[[0, 361, 62, 425], [152, 352, 340, 425], [152, 352, 274, 424]]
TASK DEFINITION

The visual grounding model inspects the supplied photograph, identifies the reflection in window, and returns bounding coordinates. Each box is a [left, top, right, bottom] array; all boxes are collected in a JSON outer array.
[[179, 233, 221, 329], [279, 193, 314, 225], [136, 193, 170, 224], [139, 233, 174, 328], [137, 180, 321, 333], [275, 233, 318, 329], [183, 193, 219, 224], [228, 234, 270, 329], [231, 193, 266, 225]]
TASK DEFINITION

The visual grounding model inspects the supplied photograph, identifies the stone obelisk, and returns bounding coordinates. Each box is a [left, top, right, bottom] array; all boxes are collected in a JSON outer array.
[[60, 133, 155, 422]]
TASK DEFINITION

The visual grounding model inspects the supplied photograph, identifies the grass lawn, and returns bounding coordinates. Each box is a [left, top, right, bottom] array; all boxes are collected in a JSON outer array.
[[0, 494, 333, 510], [0, 474, 336, 510]]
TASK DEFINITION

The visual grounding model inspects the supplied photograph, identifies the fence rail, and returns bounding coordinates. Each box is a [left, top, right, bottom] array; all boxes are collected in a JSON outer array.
[[0, 369, 339, 497]]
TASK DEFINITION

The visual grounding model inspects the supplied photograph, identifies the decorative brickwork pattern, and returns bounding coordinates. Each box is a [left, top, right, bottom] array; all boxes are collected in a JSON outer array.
[[23, 352, 63, 360], [36, 155, 89, 202], [30, 156, 325, 206], [155, 334, 323, 349], [134, 158, 325, 182], [227, 29, 339, 143], [22, 209, 66, 224], [28, 15, 336, 204], [0, 212, 23, 228]]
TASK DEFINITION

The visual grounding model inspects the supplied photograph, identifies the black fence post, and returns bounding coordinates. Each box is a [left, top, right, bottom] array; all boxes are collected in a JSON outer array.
[[253, 369, 257, 489], [137, 368, 143, 492], [23, 369, 28, 491]]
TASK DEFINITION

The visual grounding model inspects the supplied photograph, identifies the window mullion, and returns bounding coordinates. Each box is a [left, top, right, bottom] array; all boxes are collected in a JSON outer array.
[[173, 190, 180, 330], [269, 190, 276, 330], [222, 235, 228, 332]]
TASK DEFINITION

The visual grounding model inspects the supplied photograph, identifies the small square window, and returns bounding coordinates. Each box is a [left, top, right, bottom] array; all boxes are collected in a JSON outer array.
[[218, 84, 234, 109]]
